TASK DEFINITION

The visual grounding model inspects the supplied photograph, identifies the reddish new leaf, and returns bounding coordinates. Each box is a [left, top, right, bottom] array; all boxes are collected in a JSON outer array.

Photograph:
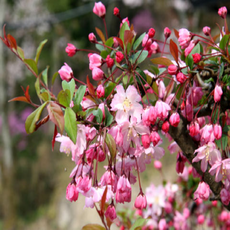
[[95, 27, 105, 44], [0, 24, 10, 47], [87, 75, 95, 96], [21, 85, 31, 102], [7, 34, 17, 50], [113, 37, 124, 50], [52, 125, 58, 151], [151, 57, 173, 66], [174, 29, 179, 39], [124, 30, 134, 46], [170, 39, 179, 63], [9, 96, 30, 104], [100, 186, 108, 213], [47, 101, 64, 134]]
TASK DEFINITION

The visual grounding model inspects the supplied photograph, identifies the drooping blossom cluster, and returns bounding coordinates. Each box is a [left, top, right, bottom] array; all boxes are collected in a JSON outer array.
[[2, 2, 230, 229]]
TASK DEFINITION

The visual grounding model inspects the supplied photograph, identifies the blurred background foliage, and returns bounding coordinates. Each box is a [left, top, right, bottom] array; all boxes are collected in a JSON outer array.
[[0, 0, 230, 229]]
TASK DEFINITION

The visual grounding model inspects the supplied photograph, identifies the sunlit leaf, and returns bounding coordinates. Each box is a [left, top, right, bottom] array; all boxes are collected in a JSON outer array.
[[64, 107, 77, 144], [151, 57, 173, 66], [57, 89, 71, 107], [74, 85, 86, 106], [81, 224, 106, 230], [92, 109, 103, 123], [105, 133, 117, 160], [219, 34, 230, 51], [42, 66, 49, 86], [35, 39, 48, 64], [104, 106, 113, 127], [52, 72, 59, 85], [133, 32, 146, 50], [62, 78, 75, 101], [130, 217, 148, 230], [25, 102, 48, 134], [17, 46, 24, 60], [130, 50, 148, 65], [24, 58, 38, 75]]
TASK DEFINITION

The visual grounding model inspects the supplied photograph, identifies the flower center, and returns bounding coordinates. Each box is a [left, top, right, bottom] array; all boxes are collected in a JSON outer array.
[[123, 98, 132, 112]]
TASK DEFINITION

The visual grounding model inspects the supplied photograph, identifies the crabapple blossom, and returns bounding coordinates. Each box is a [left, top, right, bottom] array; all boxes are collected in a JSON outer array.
[[213, 124, 222, 140], [168, 64, 178, 75], [203, 26, 211, 36], [150, 131, 161, 146], [58, 63, 73, 81], [148, 28, 155, 38], [154, 160, 162, 170], [220, 188, 230, 205], [218, 6, 227, 19], [106, 55, 114, 68], [134, 193, 147, 210], [89, 53, 102, 70], [178, 28, 192, 49], [105, 204, 117, 220], [66, 183, 79, 202], [142, 134, 151, 148], [169, 112, 180, 127], [120, 17, 130, 28], [176, 72, 187, 84], [192, 53, 202, 63], [164, 27, 171, 39], [116, 175, 132, 203], [92, 67, 104, 81], [96, 84, 105, 98], [161, 121, 170, 133], [65, 43, 77, 57], [184, 40, 195, 56], [214, 84, 223, 102], [194, 182, 210, 200], [155, 100, 171, 120], [93, 1, 106, 18], [115, 51, 124, 63], [113, 7, 119, 16]]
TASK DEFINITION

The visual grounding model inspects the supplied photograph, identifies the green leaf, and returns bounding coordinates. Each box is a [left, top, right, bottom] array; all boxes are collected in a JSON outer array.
[[133, 32, 146, 50], [35, 39, 48, 64], [219, 34, 230, 51], [74, 85, 86, 106], [96, 41, 105, 52], [92, 109, 103, 123], [62, 78, 75, 101], [42, 66, 49, 86], [130, 50, 148, 65], [185, 54, 194, 70], [151, 57, 173, 66], [39, 91, 50, 101], [104, 82, 116, 98], [24, 58, 38, 75], [52, 72, 59, 85], [219, 62, 224, 79], [130, 218, 148, 230], [25, 102, 48, 134], [81, 224, 106, 230], [119, 22, 130, 43], [47, 101, 65, 134], [190, 43, 201, 55], [17, 46, 24, 60], [35, 77, 40, 97], [216, 134, 228, 150], [57, 89, 71, 107], [105, 133, 117, 160], [104, 106, 113, 127], [64, 107, 77, 143]]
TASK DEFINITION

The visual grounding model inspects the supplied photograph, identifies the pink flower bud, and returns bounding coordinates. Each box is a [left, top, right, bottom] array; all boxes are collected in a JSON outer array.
[[183, 207, 190, 219], [162, 121, 170, 133], [148, 28, 155, 38], [98, 148, 106, 162], [134, 194, 147, 210], [89, 53, 102, 70], [197, 214, 205, 224], [203, 26, 211, 36], [106, 55, 114, 68], [176, 72, 187, 84], [113, 7, 119, 16], [120, 17, 130, 28], [141, 134, 150, 148], [66, 183, 79, 202], [92, 67, 104, 81], [105, 205, 117, 220], [158, 219, 168, 230], [178, 28, 192, 49], [192, 53, 202, 63], [93, 1, 106, 18], [189, 121, 200, 137], [65, 43, 77, 57], [168, 64, 178, 75], [113, 37, 119, 48], [97, 84, 105, 98], [213, 124, 222, 140], [194, 182, 210, 200], [218, 6, 227, 19], [154, 160, 162, 170], [164, 27, 171, 39], [214, 84, 223, 102], [58, 63, 73, 82], [220, 188, 230, 205], [150, 131, 161, 146], [116, 175, 132, 203], [169, 112, 180, 127], [88, 32, 97, 43], [212, 200, 218, 207], [185, 40, 195, 56], [116, 51, 124, 63]]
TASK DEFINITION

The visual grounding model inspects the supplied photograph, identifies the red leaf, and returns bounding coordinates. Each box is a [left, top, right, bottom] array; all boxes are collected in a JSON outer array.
[[21, 85, 31, 102], [0, 24, 10, 47], [52, 125, 58, 151], [95, 27, 105, 44], [170, 39, 179, 63], [8, 96, 30, 104], [124, 30, 134, 46], [100, 186, 108, 212], [174, 29, 179, 39], [151, 57, 173, 66], [113, 37, 124, 50], [87, 76, 95, 96], [7, 34, 17, 50]]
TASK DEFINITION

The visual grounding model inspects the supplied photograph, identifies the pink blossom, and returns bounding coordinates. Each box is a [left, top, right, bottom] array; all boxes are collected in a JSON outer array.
[[155, 100, 171, 120], [162, 121, 170, 133], [92, 67, 104, 81], [194, 182, 210, 200], [187, 85, 203, 106], [58, 63, 73, 82], [174, 211, 189, 230], [220, 188, 230, 205], [106, 55, 114, 68], [65, 43, 77, 57], [113, 7, 119, 16], [183, 208, 190, 219], [116, 175, 132, 203], [148, 28, 155, 38], [164, 27, 171, 39], [88, 32, 97, 43], [142, 106, 157, 126], [150, 41, 159, 54], [134, 193, 147, 210], [93, 1, 106, 18], [189, 121, 200, 137], [142, 134, 151, 148], [203, 26, 211, 36], [213, 124, 222, 140], [214, 84, 223, 102], [197, 215, 205, 224], [105, 205, 117, 220], [115, 51, 124, 63], [169, 112, 180, 127], [66, 183, 79, 202], [178, 28, 192, 49], [157, 79, 166, 99], [142, 34, 151, 48], [168, 141, 180, 154], [168, 64, 178, 75], [184, 40, 195, 56], [154, 160, 162, 170], [218, 6, 227, 19], [89, 53, 102, 70], [97, 84, 105, 98], [176, 72, 187, 84], [120, 17, 130, 28], [77, 176, 92, 194], [150, 131, 161, 146], [200, 124, 214, 144], [100, 170, 118, 192], [192, 53, 202, 63], [158, 219, 168, 230]]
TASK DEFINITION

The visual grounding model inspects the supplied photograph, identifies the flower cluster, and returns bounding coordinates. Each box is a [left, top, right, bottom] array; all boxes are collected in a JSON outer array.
[[2, 2, 230, 229]]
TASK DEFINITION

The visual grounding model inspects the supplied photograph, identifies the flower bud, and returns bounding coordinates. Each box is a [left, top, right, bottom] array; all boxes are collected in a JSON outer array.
[[214, 84, 223, 102], [150, 131, 161, 146], [58, 63, 73, 82], [93, 1, 106, 18], [141, 134, 150, 148], [168, 64, 178, 75], [88, 32, 97, 43], [115, 51, 124, 63], [203, 26, 211, 36], [154, 160, 162, 170], [169, 112, 180, 127], [97, 84, 105, 98], [92, 67, 104, 81], [105, 204, 117, 220], [192, 53, 202, 63], [218, 6, 227, 19], [162, 121, 170, 133], [134, 194, 147, 210], [176, 72, 187, 84], [213, 124, 222, 140], [148, 28, 155, 38], [164, 27, 171, 39], [106, 55, 114, 68], [113, 7, 120, 16], [65, 43, 77, 57]]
